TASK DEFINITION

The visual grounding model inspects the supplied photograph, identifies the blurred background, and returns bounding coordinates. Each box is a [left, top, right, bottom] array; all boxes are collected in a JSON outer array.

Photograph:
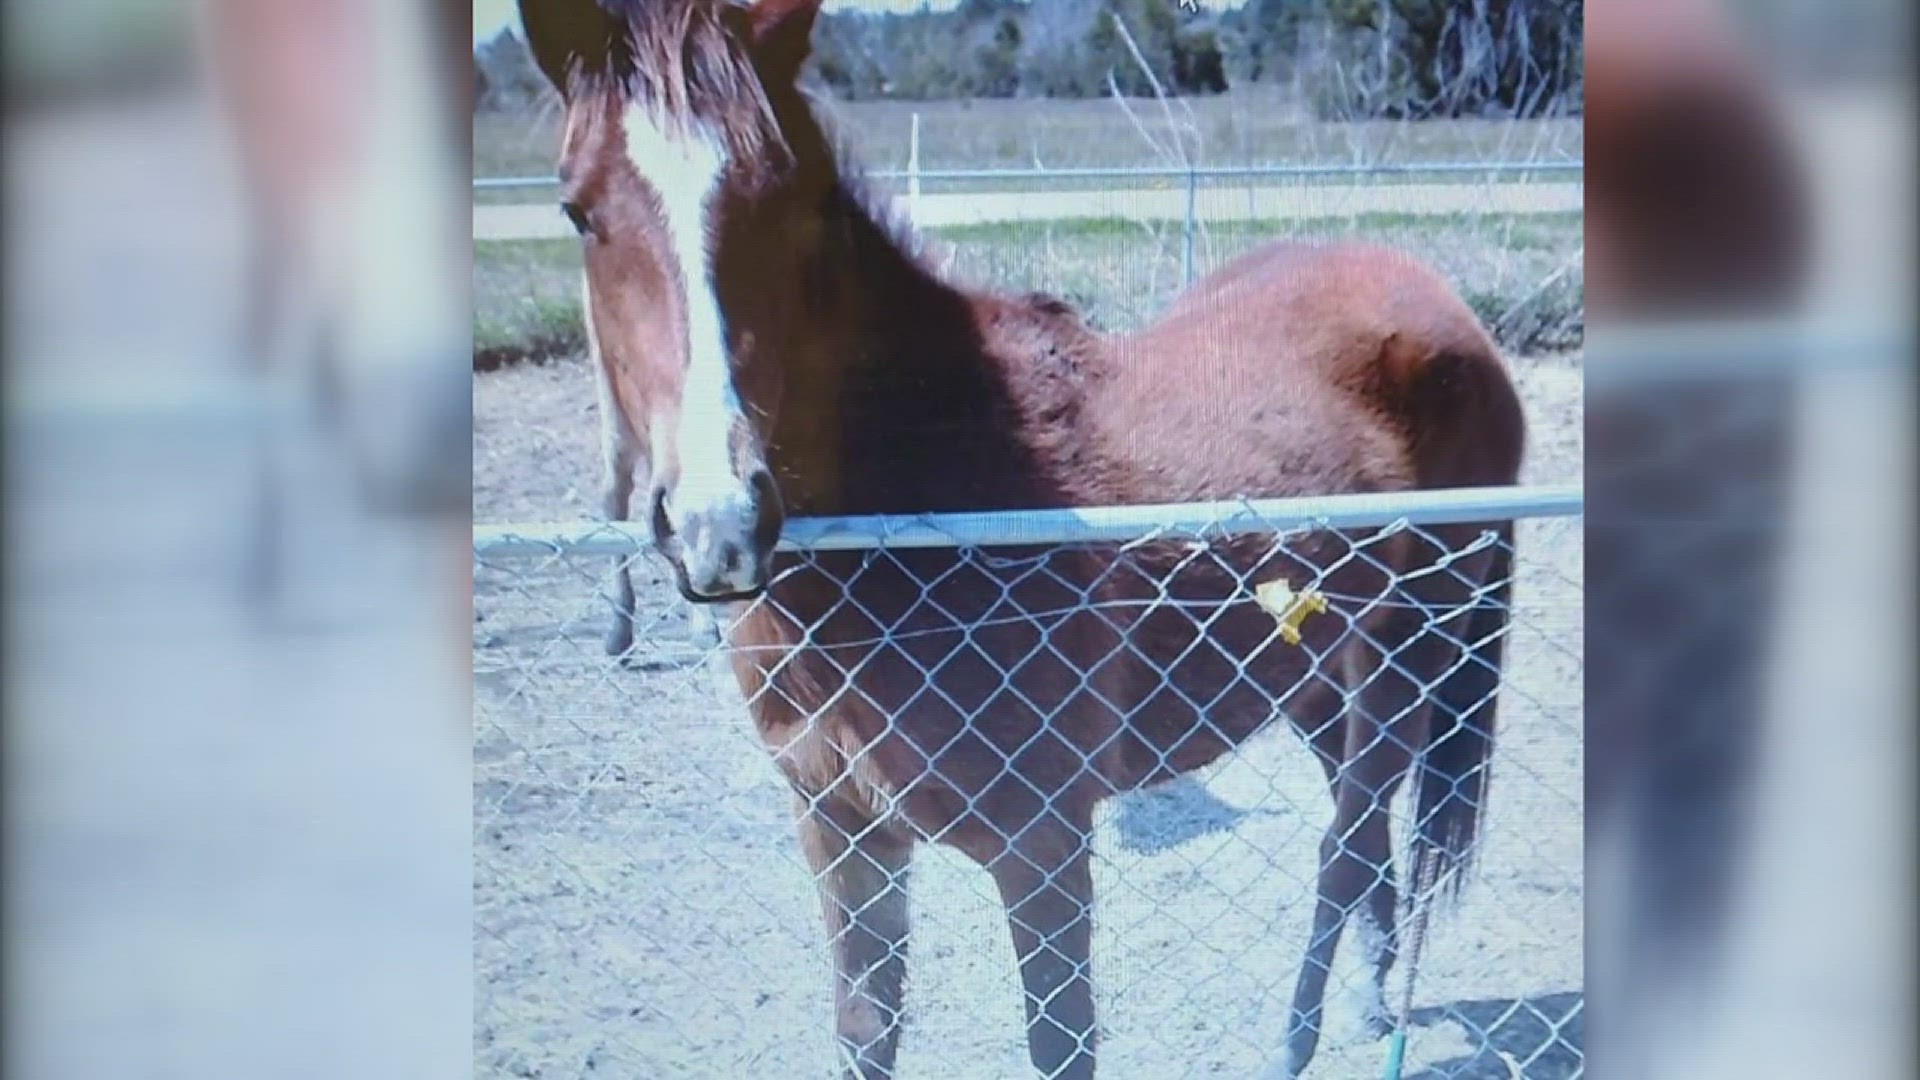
[[4, 0, 1914, 1078], [5, 1, 470, 1078], [1584, 2, 1912, 1079]]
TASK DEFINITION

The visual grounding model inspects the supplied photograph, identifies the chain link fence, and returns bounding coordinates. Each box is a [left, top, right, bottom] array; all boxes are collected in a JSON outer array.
[[475, 487, 1582, 1079]]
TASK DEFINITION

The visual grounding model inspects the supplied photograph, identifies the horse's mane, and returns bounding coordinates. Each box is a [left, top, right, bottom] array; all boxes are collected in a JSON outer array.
[[810, 93, 933, 269], [560, 0, 930, 270], [554, 0, 779, 159]]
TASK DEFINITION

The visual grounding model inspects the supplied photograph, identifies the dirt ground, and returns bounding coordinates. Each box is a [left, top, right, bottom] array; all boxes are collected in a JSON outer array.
[[474, 348, 1582, 1079]]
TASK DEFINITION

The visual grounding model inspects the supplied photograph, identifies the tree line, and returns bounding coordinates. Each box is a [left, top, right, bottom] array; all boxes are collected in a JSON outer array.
[[477, 0, 1582, 119]]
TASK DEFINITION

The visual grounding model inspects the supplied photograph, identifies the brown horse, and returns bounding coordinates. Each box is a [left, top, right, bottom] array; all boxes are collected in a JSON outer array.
[[519, 1, 1524, 1076]]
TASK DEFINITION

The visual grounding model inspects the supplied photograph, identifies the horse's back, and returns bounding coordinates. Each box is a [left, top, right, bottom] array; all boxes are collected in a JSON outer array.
[[1144, 240, 1495, 386], [1098, 240, 1522, 500]]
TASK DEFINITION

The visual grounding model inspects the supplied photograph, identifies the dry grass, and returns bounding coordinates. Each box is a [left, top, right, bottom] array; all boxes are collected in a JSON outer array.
[[474, 91, 1582, 194], [474, 238, 583, 371], [474, 211, 1582, 369]]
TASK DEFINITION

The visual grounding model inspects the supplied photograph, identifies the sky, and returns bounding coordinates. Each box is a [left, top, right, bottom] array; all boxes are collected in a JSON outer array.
[[474, 0, 1234, 44]]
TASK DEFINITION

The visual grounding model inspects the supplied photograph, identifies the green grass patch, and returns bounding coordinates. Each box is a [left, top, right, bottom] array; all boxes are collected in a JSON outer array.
[[474, 238, 585, 371]]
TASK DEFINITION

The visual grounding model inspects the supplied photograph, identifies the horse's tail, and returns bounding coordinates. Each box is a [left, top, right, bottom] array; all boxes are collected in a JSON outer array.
[[1411, 521, 1511, 906]]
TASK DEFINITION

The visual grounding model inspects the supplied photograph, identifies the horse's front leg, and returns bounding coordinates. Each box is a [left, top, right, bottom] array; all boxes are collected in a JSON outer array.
[[795, 796, 916, 1079], [596, 413, 640, 659], [988, 816, 1097, 1080]]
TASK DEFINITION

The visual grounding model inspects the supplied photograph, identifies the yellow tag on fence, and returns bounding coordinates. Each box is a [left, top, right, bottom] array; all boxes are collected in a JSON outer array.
[[1254, 580, 1330, 647]]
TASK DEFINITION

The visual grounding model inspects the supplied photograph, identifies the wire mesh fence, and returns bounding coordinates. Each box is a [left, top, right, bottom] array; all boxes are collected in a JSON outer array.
[[475, 487, 1582, 1079]]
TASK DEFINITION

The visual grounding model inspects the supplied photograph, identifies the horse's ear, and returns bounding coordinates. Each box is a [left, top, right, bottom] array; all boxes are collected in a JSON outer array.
[[736, 0, 821, 86], [517, 0, 624, 98]]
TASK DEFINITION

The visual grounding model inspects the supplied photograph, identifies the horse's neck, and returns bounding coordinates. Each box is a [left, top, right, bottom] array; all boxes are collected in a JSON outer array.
[[748, 176, 1054, 517]]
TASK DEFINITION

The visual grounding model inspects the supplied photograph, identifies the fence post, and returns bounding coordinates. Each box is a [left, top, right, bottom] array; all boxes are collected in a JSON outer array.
[[909, 112, 922, 222], [1182, 166, 1197, 286]]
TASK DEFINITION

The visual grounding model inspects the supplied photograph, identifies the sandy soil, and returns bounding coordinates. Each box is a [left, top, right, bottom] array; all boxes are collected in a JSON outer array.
[[474, 350, 1582, 1079]]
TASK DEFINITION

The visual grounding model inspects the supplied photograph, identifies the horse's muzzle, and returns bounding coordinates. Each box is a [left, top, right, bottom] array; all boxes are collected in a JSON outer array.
[[652, 470, 782, 602]]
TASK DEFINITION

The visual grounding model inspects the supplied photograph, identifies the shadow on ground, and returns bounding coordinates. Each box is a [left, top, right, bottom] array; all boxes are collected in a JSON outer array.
[[1110, 774, 1273, 853], [1407, 991, 1583, 1078]]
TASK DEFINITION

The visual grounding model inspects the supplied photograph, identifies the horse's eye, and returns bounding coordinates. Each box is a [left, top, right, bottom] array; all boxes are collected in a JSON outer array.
[[560, 201, 592, 237]]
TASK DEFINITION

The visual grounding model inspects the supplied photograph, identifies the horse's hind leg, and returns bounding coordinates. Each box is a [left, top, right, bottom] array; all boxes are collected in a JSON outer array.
[[795, 798, 915, 1079], [1277, 621, 1439, 1078], [988, 813, 1097, 1080]]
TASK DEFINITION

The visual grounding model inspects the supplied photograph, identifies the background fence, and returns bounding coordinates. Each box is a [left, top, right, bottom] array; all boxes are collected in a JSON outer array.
[[473, 159, 1584, 192], [473, 153, 1583, 370], [474, 486, 1583, 1079], [475, 159, 1581, 322]]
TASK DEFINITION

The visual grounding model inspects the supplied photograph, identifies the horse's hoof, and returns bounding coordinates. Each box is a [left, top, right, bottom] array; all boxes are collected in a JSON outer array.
[[1266, 1021, 1319, 1080], [604, 629, 635, 660], [1258, 1047, 1305, 1080], [1360, 1010, 1399, 1042]]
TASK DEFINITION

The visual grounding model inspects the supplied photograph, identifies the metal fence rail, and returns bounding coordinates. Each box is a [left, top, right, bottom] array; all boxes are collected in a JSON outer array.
[[476, 483, 1581, 556], [473, 159, 1585, 191], [475, 485, 1583, 1079]]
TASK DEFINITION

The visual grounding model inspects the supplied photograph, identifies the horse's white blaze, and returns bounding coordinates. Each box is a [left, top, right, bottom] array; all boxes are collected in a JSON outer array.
[[621, 105, 748, 538]]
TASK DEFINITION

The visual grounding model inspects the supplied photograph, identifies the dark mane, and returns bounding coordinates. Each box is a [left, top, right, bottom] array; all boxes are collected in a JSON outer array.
[[523, 0, 926, 266], [714, 65, 1090, 518], [814, 101, 933, 268], [527, 0, 780, 158], [721, 166, 1053, 517]]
